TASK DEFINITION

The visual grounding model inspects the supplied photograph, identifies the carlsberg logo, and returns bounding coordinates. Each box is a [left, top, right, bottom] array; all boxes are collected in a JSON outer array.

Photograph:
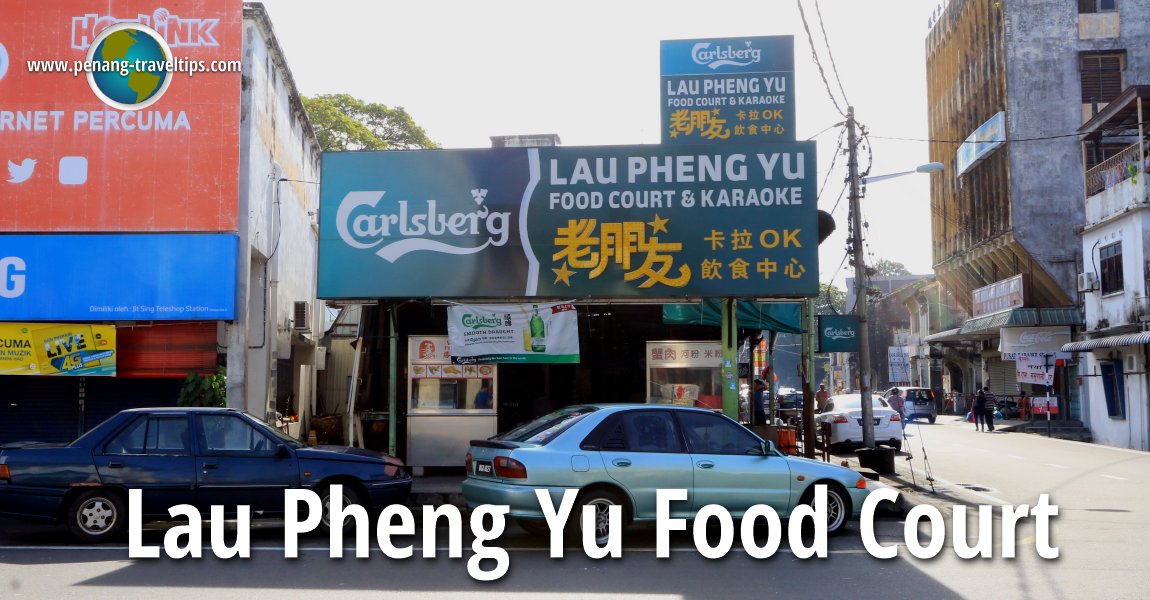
[[335, 189, 511, 263], [462, 314, 507, 330], [691, 41, 761, 69], [825, 327, 855, 340]]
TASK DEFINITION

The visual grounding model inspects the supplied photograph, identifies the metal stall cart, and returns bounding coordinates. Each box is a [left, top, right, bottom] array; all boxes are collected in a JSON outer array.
[[646, 341, 725, 412], [406, 335, 497, 472]]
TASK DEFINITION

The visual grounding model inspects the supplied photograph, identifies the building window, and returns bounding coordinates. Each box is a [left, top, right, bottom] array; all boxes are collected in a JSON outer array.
[[1099, 242, 1124, 294], [1078, 0, 1117, 13], [1080, 53, 1124, 104], [1099, 359, 1126, 418]]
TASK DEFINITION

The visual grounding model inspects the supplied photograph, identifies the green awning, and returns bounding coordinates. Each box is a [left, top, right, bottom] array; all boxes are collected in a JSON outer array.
[[958, 308, 1083, 336], [662, 300, 802, 333]]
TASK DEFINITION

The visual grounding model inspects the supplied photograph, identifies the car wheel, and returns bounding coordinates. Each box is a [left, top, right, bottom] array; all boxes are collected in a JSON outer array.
[[803, 482, 851, 536], [320, 483, 366, 532], [514, 517, 551, 536], [67, 489, 126, 543], [928, 415, 937, 424], [891, 440, 903, 452], [575, 488, 627, 546]]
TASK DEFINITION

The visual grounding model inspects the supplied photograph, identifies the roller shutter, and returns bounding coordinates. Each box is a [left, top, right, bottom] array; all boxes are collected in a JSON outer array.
[[116, 322, 218, 378], [0, 377, 81, 444]]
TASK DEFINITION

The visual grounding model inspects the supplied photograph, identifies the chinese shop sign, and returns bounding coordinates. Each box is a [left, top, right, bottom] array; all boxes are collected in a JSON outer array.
[[318, 142, 818, 299], [660, 36, 795, 145]]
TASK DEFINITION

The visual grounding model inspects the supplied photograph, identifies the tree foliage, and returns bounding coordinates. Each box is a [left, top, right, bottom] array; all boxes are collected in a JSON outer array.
[[871, 258, 911, 277], [817, 283, 847, 314], [302, 93, 438, 151]]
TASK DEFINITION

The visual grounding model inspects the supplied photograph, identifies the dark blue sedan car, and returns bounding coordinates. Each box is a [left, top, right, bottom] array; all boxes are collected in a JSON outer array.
[[0, 407, 411, 542]]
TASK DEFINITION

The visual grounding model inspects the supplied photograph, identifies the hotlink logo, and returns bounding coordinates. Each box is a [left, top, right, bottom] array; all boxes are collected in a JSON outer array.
[[691, 41, 762, 70], [335, 189, 511, 263]]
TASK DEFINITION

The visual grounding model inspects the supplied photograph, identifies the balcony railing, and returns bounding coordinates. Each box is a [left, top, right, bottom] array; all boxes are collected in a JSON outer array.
[[1085, 142, 1145, 197]]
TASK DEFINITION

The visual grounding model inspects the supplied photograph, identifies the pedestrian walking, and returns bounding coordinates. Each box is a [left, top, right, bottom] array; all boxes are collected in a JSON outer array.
[[887, 389, 905, 428], [973, 388, 988, 431], [982, 386, 996, 431]]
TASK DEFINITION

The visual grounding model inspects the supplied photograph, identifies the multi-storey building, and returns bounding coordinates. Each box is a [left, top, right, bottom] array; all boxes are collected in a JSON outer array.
[[922, 0, 1150, 431]]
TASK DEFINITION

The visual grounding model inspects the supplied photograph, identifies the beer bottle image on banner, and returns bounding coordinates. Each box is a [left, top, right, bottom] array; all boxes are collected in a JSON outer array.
[[530, 305, 546, 353]]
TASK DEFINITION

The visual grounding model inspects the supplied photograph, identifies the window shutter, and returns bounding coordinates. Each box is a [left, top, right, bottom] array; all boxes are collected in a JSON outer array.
[[1081, 54, 1123, 103]]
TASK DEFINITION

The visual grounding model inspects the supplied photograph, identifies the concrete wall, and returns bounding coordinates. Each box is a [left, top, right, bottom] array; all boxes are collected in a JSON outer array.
[[1002, 1, 1084, 304], [228, 5, 322, 423], [1080, 350, 1150, 451]]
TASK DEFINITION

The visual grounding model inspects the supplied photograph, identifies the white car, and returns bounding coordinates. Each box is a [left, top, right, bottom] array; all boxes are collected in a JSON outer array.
[[816, 393, 903, 451]]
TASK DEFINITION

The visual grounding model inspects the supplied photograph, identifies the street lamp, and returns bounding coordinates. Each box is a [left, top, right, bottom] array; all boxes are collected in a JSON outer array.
[[845, 106, 943, 448]]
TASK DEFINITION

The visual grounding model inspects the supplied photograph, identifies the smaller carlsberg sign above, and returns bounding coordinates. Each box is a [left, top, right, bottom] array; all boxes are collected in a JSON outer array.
[[447, 302, 580, 364], [817, 314, 859, 352], [660, 36, 795, 146]]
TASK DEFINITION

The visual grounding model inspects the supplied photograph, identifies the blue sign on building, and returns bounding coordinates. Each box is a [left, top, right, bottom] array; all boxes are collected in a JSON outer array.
[[660, 36, 795, 145], [0, 234, 238, 321]]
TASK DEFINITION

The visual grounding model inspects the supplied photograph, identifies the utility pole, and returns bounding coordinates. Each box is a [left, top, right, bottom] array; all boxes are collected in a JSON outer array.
[[847, 106, 875, 448]]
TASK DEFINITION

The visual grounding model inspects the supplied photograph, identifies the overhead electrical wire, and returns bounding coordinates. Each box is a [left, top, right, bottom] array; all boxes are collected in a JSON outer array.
[[796, 0, 847, 117]]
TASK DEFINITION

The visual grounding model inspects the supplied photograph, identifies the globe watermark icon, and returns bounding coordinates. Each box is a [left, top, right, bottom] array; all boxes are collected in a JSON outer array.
[[84, 23, 174, 111]]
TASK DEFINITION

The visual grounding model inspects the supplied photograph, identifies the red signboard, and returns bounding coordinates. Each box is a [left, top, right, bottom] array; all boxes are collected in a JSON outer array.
[[0, 1, 241, 232]]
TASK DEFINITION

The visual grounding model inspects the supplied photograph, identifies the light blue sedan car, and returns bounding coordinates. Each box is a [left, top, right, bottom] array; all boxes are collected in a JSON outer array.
[[463, 404, 872, 543]]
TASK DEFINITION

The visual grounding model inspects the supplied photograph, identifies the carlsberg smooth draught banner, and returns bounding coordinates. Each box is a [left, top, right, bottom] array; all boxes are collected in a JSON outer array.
[[318, 143, 818, 299], [447, 302, 580, 364]]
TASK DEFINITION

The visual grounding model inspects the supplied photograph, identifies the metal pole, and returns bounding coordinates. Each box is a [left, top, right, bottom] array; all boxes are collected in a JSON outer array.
[[847, 106, 875, 448], [803, 298, 817, 458], [388, 305, 398, 457]]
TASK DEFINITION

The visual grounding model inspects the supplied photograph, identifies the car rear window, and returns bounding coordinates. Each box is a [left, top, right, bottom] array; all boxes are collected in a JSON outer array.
[[495, 406, 598, 445]]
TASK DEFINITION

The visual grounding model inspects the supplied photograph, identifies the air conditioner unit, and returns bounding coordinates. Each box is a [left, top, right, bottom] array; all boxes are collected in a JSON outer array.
[[1077, 272, 1098, 292], [293, 301, 310, 332]]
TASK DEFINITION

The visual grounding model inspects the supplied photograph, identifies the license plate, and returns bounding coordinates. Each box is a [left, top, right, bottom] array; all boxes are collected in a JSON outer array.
[[857, 419, 881, 426], [475, 460, 494, 476]]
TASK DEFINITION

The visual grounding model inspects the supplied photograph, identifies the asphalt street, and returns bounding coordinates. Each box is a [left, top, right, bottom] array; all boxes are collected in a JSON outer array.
[[1, 419, 1146, 599]]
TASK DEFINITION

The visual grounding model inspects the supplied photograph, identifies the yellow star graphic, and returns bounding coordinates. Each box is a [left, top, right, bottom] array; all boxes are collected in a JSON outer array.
[[648, 213, 669, 234], [669, 129, 679, 138], [553, 262, 575, 286]]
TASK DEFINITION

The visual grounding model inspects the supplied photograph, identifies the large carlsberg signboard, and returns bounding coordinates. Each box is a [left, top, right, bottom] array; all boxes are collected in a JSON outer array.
[[660, 36, 795, 145], [318, 143, 818, 298]]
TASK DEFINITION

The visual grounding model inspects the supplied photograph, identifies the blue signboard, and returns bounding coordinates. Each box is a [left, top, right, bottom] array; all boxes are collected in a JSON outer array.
[[660, 36, 795, 145], [0, 234, 237, 321], [817, 314, 860, 353], [956, 111, 1005, 176], [319, 143, 818, 299]]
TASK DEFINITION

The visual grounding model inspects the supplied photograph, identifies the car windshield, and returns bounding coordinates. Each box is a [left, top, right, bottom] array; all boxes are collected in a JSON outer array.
[[495, 406, 598, 445], [248, 414, 306, 449]]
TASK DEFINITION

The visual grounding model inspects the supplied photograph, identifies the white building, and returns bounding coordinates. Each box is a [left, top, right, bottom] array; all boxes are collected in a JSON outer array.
[[1066, 86, 1150, 451]]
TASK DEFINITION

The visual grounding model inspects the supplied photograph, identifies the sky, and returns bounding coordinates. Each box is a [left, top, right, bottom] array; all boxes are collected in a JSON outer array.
[[257, 0, 941, 291]]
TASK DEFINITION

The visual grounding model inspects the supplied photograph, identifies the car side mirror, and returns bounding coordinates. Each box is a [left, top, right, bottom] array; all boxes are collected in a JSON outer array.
[[275, 444, 291, 459]]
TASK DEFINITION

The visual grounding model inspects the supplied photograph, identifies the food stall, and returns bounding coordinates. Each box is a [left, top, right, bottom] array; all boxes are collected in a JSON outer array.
[[407, 335, 497, 471], [646, 341, 724, 411]]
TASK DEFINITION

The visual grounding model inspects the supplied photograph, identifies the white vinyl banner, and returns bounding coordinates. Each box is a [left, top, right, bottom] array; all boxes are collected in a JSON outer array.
[[1016, 355, 1054, 386], [887, 346, 911, 384], [448, 302, 580, 363]]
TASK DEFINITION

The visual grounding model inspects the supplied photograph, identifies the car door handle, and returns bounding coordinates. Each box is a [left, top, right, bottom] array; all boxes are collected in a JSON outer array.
[[696, 461, 715, 469], [106, 462, 123, 469], [612, 458, 632, 468], [202, 463, 218, 470]]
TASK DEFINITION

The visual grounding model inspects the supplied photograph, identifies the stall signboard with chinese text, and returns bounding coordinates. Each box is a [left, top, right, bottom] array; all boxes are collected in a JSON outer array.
[[660, 36, 794, 145], [319, 143, 818, 299], [447, 302, 580, 364], [0, 323, 117, 376], [817, 315, 859, 352]]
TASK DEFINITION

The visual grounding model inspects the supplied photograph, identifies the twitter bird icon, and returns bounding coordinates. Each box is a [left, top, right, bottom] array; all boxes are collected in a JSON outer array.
[[7, 159, 36, 183]]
